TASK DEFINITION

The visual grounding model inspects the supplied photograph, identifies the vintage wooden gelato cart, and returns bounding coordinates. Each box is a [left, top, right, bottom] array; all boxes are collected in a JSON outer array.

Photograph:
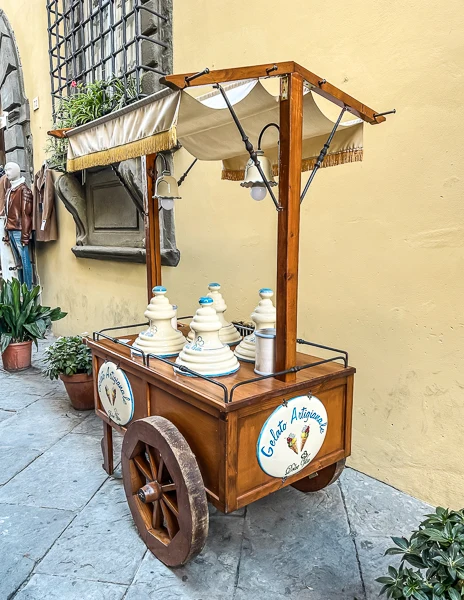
[[66, 61, 391, 567]]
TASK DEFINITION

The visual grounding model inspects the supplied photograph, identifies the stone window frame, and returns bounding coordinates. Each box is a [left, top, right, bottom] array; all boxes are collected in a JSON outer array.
[[47, 0, 172, 109], [0, 9, 33, 184], [46, 0, 179, 266]]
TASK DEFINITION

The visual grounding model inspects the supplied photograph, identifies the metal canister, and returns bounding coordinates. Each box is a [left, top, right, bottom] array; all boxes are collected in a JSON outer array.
[[254, 328, 276, 375]]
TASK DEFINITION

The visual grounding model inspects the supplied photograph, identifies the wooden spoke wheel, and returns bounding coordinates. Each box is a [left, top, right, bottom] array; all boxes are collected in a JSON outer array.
[[291, 459, 346, 493], [121, 416, 209, 567]]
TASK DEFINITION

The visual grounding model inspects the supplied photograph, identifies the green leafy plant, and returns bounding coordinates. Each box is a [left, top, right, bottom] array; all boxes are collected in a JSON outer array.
[[0, 279, 67, 352], [377, 507, 464, 600], [46, 76, 138, 171], [42, 335, 92, 380]]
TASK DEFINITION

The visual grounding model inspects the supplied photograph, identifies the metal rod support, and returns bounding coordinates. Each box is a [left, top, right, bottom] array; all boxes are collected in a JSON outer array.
[[213, 83, 282, 211], [185, 67, 210, 84], [177, 158, 198, 187], [373, 109, 396, 118], [300, 106, 347, 204]]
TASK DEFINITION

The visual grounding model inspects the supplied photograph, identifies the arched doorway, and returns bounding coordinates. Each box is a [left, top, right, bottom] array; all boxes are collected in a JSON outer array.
[[0, 9, 32, 183]]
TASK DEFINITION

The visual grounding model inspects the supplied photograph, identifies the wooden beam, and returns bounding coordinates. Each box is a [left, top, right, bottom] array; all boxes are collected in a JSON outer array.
[[162, 61, 386, 125], [293, 62, 385, 125], [161, 62, 294, 90], [144, 153, 162, 302], [275, 73, 304, 383]]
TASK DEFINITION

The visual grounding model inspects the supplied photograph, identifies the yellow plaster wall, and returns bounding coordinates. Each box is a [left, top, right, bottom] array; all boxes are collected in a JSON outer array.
[[2, 0, 463, 507], [0, 0, 148, 334], [170, 0, 464, 509]]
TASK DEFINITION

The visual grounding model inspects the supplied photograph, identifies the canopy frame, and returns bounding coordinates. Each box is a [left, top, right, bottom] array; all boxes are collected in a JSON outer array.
[[62, 61, 389, 384], [159, 62, 388, 382]]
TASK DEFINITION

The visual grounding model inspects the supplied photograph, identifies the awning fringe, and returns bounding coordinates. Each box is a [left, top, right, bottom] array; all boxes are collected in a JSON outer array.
[[67, 127, 177, 172], [221, 148, 363, 181]]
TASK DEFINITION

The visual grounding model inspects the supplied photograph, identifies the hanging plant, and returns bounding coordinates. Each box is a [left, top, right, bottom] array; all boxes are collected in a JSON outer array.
[[46, 76, 138, 172]]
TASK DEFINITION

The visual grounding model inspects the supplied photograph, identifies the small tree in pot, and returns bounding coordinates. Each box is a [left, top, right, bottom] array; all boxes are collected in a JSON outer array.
[[43, 335, 94, 410], [0, 279, 67, 371]]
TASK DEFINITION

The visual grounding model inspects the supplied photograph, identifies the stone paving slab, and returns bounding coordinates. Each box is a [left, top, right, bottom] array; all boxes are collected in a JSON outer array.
[[0, 446, 43, 485], [339, 468, 432, 599], [0, 433, 109, 511], [0, 503, 74, 600], [0, 409, 16, 423], [36, 476, 147, 585], [72, 412, 104, 436], [129, 508, 245, 599], [236, 485, 364, 600], [0, 395, 87, 451], [14, 574, 127, 600]]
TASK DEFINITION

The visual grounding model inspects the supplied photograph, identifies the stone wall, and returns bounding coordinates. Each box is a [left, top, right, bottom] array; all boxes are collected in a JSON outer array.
[[0, 9, 32, 183]]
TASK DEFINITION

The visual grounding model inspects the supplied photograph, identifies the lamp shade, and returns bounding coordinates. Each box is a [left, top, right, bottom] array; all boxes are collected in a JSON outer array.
[[240, 150, 277, 189], [154, 170, 181, 200]]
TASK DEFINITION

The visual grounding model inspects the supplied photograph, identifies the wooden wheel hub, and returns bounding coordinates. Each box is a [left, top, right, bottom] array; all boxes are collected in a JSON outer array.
[[138, 481, 162, 503], [122, 416, 209, 567]]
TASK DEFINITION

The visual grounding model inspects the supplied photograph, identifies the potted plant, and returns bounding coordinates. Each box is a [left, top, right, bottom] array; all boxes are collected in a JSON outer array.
[[376, 506, 464, 600], [43, 335, 94, 410], [0, 279, 67, 372]]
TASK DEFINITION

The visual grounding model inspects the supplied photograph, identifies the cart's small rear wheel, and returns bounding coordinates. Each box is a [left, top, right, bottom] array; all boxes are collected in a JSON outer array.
[[121, 416, 209, 567], [291, 459, 346, 493]]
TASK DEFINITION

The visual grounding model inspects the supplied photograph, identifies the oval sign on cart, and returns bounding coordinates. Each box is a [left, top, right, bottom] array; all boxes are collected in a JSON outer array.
[[257, 394, 328, 478], [97, 362, 134, 426]]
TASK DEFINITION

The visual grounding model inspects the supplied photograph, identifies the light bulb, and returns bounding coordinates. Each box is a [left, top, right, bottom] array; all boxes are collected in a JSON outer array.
[[250, 185, 267, 201], [160, 197, 175, 210]]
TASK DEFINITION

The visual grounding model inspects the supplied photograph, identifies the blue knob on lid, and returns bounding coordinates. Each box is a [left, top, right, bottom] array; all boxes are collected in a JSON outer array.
[[208, 282, 220, 288], [153, 286, 167, 293], [199, 296, 213, 304], [259, 287, 273, 294]]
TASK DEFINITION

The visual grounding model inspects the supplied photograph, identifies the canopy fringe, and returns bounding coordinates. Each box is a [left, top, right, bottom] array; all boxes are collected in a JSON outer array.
[[221, 148, 363, 181], [67, 127, 177, 172]]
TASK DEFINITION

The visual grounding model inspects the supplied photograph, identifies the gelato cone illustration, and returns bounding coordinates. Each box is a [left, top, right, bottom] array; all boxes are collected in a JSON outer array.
[[301, 425, 310, 452], [287, 433, 298, 455]]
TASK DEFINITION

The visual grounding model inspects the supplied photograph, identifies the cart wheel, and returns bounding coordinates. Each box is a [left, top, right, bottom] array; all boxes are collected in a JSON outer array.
[[291, 459, 346, 493], [121, 416, 209, 567]]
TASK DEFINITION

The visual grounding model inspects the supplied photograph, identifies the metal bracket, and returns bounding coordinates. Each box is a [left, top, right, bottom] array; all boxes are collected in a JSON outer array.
[[281, 399, 288, 407], [280, 76, 288, 101], [213, 82, 282, 211], [374, 109, 396, 119], [177, 158, 198, 187], [300, 106, 347, 204], [185, 67, 210, 85]]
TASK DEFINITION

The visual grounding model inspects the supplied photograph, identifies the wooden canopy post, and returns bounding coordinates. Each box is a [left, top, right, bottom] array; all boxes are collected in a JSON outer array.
[[144, 153, 162, 301], [275, 73, 304, 383]]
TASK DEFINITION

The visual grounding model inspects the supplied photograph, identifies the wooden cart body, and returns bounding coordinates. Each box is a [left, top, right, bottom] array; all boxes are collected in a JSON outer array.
[[65, 60, 388, 564], [89, 331, 354, 513]]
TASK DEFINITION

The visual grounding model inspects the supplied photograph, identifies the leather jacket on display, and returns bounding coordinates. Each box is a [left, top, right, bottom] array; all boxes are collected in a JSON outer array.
[[5, 183, 33, 245]]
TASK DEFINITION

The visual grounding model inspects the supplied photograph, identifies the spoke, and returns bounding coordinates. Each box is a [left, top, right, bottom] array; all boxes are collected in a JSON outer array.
[[161, 483, 176, 493], [152, 500, 162, 530], [133, 455, 152, 481], [160, 498, 179, 540], [145, 444, 159, 479], [162, 493, 179, 517], [157, 456, 165, 483]]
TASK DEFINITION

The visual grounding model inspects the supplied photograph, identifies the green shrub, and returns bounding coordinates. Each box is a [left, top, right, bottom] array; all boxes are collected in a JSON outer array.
[[43, 335, 92, 380], [377, 507, 464, 599]]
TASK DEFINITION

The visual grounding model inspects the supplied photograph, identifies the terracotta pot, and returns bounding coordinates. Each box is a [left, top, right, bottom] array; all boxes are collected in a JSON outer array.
[[59, 372, 94, 411], [1, 340, 32, 372]]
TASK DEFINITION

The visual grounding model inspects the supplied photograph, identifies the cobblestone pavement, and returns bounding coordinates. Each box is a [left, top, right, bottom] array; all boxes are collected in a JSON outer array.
[[0, 338, 432, 600]]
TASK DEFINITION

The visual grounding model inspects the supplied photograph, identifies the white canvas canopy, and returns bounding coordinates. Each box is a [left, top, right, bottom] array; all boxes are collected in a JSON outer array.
[[66, 79, 363, 177]]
